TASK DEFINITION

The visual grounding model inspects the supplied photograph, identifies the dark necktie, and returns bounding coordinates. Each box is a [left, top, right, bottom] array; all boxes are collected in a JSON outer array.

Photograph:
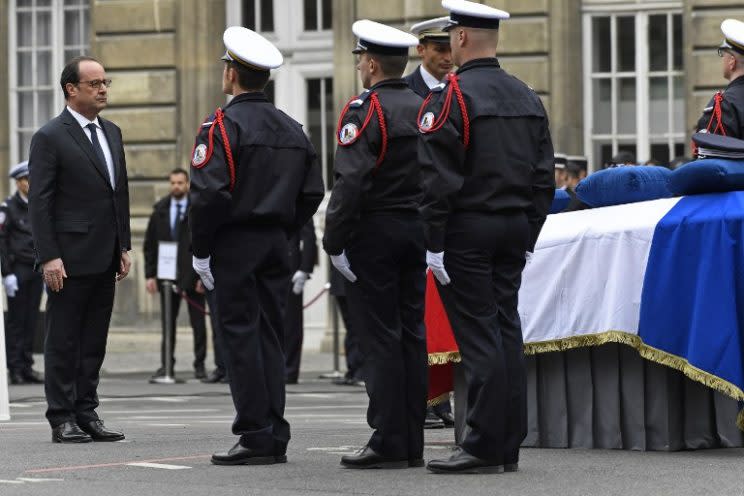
[[86, 123, 114, 186], [172, 202, 182, 240]]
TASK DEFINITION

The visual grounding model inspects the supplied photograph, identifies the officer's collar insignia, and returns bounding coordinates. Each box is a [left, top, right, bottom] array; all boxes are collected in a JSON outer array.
[[350, 90, 371, 108], [420, 111, 436, 131], [339, 123, 359, 144], [431, 83, 446, 93], [201, 121, 214, 127], [192, 143, 208, 166]]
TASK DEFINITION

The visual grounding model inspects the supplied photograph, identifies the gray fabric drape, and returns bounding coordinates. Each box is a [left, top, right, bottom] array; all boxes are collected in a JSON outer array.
[[454, 343, 744, 451]]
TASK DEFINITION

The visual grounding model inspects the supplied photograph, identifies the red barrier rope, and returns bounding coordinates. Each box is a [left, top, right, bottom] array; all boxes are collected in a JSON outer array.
[[177, 283, 330, 315]]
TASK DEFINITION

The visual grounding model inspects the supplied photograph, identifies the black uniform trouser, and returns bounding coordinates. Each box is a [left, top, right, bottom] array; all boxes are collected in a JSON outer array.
[[337, 295, 363, 380], [205, 288, 226, 374], [44, 266, 116, 428], [435, 211, 529, 463], [5, 263, 43, 374], [283, 291, 303, 382], [158, 284, 207, 369], [213, 226, 291, 455], [345, 213, 427, 460]]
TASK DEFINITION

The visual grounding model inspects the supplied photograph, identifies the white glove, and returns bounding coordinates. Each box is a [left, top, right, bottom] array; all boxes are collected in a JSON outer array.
[[3, 274, 18, 298], [291, 270, 309, 295], [426, 251, 451, 285], [525, 251, 534, 266], [330, 251, 357, 283], [192, 255, 214, 291]]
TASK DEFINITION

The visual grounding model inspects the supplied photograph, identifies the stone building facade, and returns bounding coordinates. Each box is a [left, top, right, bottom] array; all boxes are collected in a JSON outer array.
[[2, 0, 743, 342]]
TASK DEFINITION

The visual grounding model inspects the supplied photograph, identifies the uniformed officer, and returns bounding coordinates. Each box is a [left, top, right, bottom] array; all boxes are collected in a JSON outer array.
[[1, 162, 44, 385], [323, 20, 427, 469], [189, 27, 324, 465], [554, 153, 568, 190], [405, 17, 453, 98], [695, 19, 744, 145], [419, 0, 555, 473]]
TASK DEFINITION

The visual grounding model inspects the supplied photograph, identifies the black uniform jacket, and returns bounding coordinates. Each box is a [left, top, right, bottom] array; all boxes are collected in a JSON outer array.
[[289, 220, 318, 274], [404, 66, 431, 99], [322, 79, 424, 256], [0, 192, 35, 275], [696, 75, 744, 139], [418, 58, 555, 252], [189, 92, 325, 259], [28, 108, 131, 275], [143, 195, 199, 291]]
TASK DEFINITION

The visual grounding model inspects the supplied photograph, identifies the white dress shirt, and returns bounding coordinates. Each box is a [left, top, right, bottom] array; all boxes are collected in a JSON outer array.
[[67, 106, 116, 188], [419, 65, 445, 90]]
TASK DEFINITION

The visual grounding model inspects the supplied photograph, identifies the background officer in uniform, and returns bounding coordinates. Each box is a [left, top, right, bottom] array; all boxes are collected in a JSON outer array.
[[406, 16, 456, 430], [143, 167, 208, 380], [284, 218, 318, 384], [405, 17, 453, 98], [323, 20, 427, 470], [419, 0, 554, 474], [696, 19, 744, 140], [329, 266, 364, 386], [1, 162, 44, 385], [189, 27, 324, 466]]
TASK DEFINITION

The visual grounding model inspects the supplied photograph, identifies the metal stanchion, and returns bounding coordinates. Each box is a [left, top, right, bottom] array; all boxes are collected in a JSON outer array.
[[319, 293, 344, 380], [150, 280, 179, 384]]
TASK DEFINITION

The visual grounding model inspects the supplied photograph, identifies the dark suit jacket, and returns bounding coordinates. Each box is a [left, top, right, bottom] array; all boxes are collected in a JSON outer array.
[[403, 65, 432, 99], [143, 195, 198, 291], [28, 108, 131, 276], [288, 219, 317, 275]]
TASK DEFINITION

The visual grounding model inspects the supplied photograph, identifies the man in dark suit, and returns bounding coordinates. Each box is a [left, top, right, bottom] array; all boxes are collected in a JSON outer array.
[[284, 219, 317, 384], [404, 17, 453, 99], [29, 56, 131, 444], [143, 168, 208, 380]]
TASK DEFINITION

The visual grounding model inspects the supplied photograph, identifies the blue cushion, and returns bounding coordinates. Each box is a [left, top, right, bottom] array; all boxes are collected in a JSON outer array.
[[575, 166, 672, 207], [668, 158, 744, 195], [550, 189, 570, 213]]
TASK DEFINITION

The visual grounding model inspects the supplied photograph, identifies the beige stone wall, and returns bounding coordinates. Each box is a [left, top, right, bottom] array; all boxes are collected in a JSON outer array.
[[88, 0, 225, 326]]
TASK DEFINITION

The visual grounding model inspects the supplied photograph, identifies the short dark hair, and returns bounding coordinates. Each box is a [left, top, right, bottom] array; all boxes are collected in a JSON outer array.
[[229, 62, 270, 91], [368, 53, 409, 79], [60, 55, 102, 99], [169, 168, 189, 180], [566, 162, 583, 180]]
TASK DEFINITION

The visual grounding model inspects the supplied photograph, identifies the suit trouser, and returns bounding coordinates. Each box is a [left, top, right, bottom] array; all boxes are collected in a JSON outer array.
[[345, 213, 427, 460], [213, 226, 291, 454], [158, 285, 207, 369], [435, 211, 529, 463], [5, 263, 43, 374], [44, 268, 116, 428], [283, 291, 303, 382], [205, 288, 226, 374]]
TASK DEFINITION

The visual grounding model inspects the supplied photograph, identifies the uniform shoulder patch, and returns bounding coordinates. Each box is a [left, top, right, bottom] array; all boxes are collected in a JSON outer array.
[[419, 111, 436, 131], [339, 123, 359, 144], [192, 143, 208, 166]]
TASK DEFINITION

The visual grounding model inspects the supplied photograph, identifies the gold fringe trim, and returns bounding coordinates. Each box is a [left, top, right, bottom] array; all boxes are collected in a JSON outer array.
[[427, 392, 450, 407], [428, 330, 744, 431], [428, 351, 462, 366]]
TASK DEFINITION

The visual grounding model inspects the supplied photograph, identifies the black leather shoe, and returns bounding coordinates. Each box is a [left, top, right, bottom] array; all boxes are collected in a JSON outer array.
[[340, 446, 408, 469], [211, 442, 285, 465], [424, 408, 444, 429], [409, 458, 425, 468], [426, 448, 503, 474], [432, 403, 455, 427], [22, 369, 44, 384], [504, 463, 519, 472], [52, 421, 93, 443], [194, 364, 207, 380], [79, 420, 125, 442], [9, 371, 26, 385], [202, 369, 225, 383]]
